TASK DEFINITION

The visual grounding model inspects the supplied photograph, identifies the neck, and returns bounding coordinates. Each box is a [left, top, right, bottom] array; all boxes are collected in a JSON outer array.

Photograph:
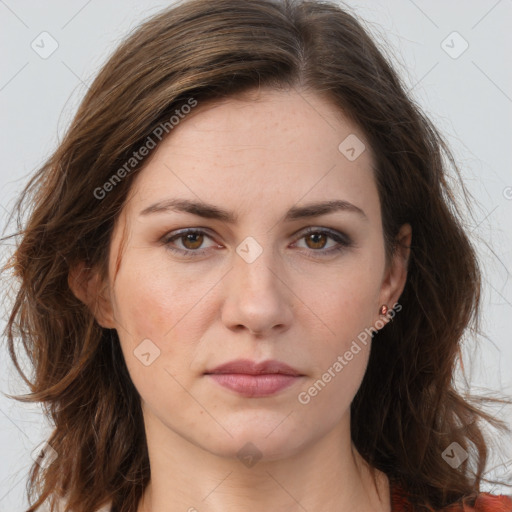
[[137, 407, 391, 512]]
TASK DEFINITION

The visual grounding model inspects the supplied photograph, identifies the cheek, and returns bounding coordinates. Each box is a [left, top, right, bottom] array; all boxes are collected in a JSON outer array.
[[110, 263, 200, 407], [296, 335, 371, 430], [110, 253, 221, 387], [111, 252, 211, 341], [317, 259, 383, 341]]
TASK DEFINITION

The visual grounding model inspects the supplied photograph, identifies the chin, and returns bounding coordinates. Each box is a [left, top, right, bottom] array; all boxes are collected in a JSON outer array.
[[201, 422, 307, 462]]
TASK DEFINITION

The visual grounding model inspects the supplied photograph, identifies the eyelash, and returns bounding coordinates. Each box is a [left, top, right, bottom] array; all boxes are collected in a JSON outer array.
[[160, 227, 353, 259]]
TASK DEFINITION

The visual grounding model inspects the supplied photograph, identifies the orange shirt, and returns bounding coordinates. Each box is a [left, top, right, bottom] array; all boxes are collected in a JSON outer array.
[[390, 481, 512, 511]]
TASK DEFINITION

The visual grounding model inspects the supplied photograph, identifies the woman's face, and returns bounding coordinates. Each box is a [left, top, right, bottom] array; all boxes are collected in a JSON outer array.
[[91, 88, 409, 461]]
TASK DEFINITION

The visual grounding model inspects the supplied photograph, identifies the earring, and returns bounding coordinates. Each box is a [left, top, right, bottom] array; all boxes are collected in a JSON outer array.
[[379, 304, 388, 315]]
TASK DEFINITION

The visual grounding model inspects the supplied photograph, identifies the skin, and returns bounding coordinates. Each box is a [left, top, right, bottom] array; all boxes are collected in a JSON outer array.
[[70, 87, 411, 512]]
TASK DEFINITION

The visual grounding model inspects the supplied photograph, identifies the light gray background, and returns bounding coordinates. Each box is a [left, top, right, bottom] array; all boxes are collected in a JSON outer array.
[[1, 1, 511, 510]]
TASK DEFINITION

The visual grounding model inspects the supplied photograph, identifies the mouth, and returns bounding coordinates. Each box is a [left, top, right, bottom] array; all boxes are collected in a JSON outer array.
[[205, 373, 303, 397], [204, 358, 304, 397]]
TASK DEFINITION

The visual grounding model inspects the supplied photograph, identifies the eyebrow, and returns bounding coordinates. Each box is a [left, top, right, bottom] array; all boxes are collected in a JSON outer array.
[[139, 198, 368, 222]]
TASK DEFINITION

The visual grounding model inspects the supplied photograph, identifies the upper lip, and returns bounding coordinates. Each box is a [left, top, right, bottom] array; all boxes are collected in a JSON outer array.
[[205, 359, 303, 376]]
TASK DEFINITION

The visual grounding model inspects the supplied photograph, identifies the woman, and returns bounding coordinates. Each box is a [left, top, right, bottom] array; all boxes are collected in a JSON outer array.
[[2, 0, 511, 511]]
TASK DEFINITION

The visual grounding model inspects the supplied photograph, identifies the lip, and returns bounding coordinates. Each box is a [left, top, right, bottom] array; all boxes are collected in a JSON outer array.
[[205, 358, 302, 376], [204, 359, 304, 398]]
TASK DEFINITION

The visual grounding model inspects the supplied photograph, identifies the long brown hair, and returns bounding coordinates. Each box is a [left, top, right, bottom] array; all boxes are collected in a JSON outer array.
[[1, 0, 510, 511]]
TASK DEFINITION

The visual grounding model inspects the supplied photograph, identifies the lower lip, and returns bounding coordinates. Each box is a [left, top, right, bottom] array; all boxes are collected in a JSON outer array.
[[206, 373, 301, 397]]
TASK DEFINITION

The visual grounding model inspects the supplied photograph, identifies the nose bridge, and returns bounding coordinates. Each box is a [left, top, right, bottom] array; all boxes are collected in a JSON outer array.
[[234, 234, 280, 294], [222, 233, 292, 335]]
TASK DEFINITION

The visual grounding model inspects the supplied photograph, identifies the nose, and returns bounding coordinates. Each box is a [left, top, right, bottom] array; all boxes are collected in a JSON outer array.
[[221, 243, 293, 337]]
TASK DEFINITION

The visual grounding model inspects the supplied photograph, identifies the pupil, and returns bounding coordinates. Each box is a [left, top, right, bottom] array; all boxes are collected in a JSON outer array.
[[309, 233, 325, 248], [185, 233, 202, 248]]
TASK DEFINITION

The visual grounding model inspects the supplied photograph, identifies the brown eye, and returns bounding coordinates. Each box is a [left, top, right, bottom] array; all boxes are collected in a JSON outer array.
[[162, 229, 218, 258], [294, 228, 353, 257], [162, 227, 353, 260], [304, 232, 328, 250], [181, 232, 204, 250]]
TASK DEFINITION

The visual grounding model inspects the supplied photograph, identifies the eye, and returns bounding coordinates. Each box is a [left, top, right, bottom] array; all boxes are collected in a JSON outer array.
[[161, 227, 353, 259], [161, 229, 219, 258], [292, 227, 353, 256]]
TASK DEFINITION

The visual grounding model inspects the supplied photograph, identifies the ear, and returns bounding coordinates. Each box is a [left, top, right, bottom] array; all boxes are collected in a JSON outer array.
[[377, 223, 412, 319], [68, 262, 115, 329]]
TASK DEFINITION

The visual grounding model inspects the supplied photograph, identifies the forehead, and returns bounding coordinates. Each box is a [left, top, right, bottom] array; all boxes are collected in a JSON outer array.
[[123, 88, 378, 220]]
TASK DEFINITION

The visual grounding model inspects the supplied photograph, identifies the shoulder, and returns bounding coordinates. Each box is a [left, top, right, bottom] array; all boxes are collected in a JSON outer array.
[[450, 493, 512, 512], [390, 481, 512, 512]]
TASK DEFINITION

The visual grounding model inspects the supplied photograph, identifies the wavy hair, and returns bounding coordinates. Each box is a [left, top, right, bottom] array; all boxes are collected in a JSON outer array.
[[1, 0, 510, 511]]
